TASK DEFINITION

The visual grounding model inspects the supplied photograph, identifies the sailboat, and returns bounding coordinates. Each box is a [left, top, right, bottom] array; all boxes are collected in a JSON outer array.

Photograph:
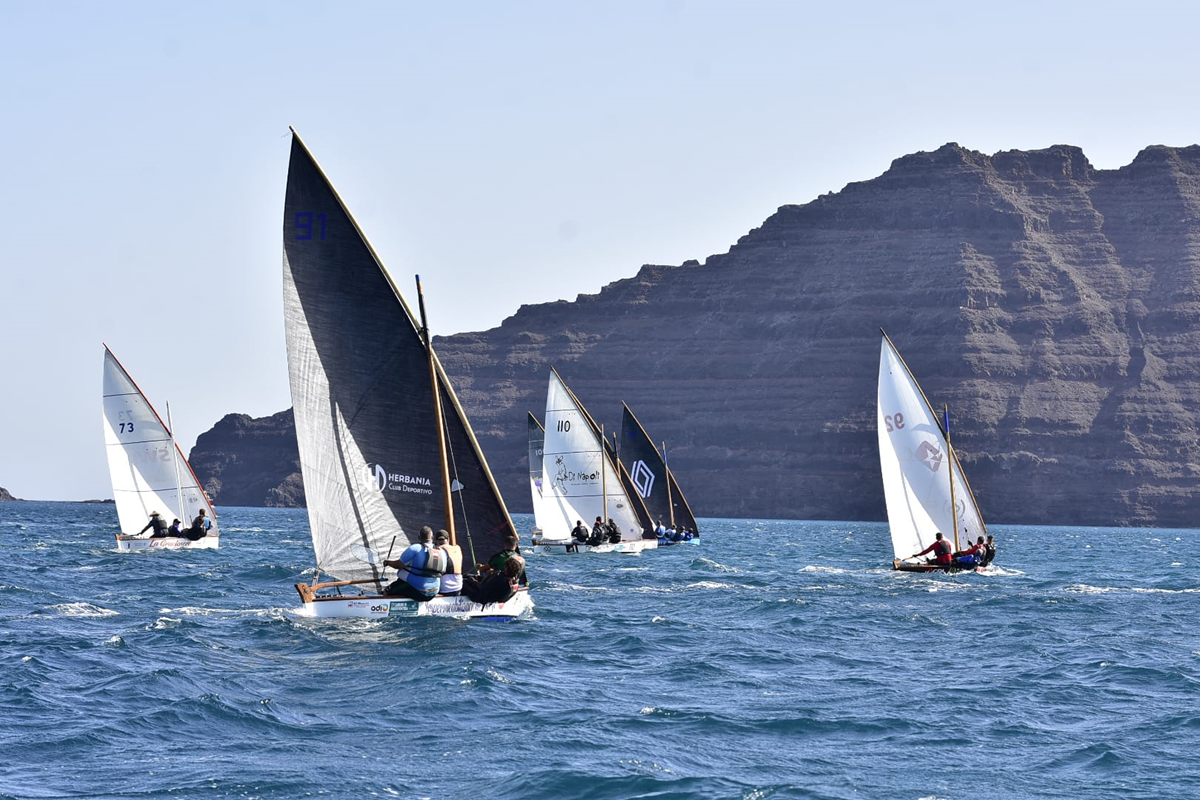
[[618, 402, 699, 544], [877, 331, 989, 572], [102, 345, 219, 551], [529, 369, 655, 554], [283, 128, 532, 619]]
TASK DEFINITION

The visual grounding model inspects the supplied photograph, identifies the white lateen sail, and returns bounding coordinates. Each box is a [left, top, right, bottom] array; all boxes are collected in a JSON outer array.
[[876, 332, 985, 562], [540, 369, 643, 542], [102, 345, 218, 550]]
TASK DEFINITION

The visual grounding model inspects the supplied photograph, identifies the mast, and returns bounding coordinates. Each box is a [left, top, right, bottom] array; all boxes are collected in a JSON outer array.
[[416, 275, 456, 545], [663, 440, 675, 529], [945, 404, 959, 551], [166, 401, 185, 523], [600, 423, 608, 521]]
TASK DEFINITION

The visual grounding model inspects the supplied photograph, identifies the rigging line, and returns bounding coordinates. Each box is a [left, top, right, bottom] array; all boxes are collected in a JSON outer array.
[[438, 384, 478, 569]]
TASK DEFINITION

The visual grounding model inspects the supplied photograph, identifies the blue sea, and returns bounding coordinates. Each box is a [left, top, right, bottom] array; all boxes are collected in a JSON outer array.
[[2, 502, 1199, 800]]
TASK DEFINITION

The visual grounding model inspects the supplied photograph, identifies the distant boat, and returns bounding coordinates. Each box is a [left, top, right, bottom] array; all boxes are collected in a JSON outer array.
[[877, 331, 989, 573], [102, 345, 219, 551], [618, 402, 699, 545], [529, 370, 655, 554], [283, 128, 532, 618]]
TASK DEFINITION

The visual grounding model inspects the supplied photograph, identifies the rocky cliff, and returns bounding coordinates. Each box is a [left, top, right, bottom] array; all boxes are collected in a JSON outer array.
[[0, 486, 18, 502], [194, 142, 1200, 527], [189, 410, 304, 507]]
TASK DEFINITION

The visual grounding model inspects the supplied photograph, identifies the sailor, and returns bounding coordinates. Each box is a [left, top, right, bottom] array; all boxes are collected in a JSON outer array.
[[383, 526, 446, 602], [605, 518, 622, 544], [979, 535, 998, 567], [588, 517, 606, 546], [168, 518, 184, 537], [571, 519, 590, 549], [654, 519, 666, 537], [434, 529, 462, 596], [186, 508, 210, 540], [482, 533, 527, 586], [954, 536, 987, 566], [910, 532, 953, 566], [463, 554, 525, 605], [137, 511, 171, 538]]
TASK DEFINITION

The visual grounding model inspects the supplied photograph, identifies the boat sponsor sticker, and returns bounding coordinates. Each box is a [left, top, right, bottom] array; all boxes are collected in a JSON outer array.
[[386, 601, 420, 617], [552, 455, 599, 494], [368, 463, 434, 496], [433, 596, 480, 615], [916, 441, 944, 472]]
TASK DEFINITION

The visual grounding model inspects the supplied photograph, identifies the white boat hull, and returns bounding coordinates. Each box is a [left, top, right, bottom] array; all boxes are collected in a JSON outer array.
[[115, 535, 220, 552], [296, 588, 534, 619], [528, 538, 655, 555]]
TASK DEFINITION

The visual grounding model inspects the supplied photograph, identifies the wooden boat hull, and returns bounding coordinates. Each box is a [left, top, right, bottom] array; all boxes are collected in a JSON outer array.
[[528, 538, 655, 555], [892, 559, 987, 574], [296, 588, 534, 619], [115, 535, 220, 552]]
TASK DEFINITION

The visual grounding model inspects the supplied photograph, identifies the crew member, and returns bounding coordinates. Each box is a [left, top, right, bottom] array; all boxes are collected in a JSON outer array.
[[137, 511, 171, 538], [383, 526, 446, 602], [910, 532, 953, 566]]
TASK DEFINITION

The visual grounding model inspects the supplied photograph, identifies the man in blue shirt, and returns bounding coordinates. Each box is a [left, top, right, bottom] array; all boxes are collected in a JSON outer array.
[[383, 526, 445, 602]]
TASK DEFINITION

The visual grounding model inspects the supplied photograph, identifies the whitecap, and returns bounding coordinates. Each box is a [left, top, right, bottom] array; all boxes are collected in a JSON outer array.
[[800, 565, 848, 574], [687, 580, 736, 590], [49, 602, 118, 617]]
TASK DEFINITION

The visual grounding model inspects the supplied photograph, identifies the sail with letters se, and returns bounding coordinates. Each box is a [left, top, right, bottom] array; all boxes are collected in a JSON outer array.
[[877, 331, 989, 573], [283, 128, 531, 617]]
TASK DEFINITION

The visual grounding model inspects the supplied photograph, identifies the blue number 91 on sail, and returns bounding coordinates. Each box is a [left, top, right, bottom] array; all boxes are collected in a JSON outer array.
[[295, 212, 327, 241]]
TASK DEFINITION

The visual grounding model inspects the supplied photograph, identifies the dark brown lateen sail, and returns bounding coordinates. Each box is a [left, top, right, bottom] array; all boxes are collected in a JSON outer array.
[[283, 129, 516, 584], [619, 403, 698, 534]]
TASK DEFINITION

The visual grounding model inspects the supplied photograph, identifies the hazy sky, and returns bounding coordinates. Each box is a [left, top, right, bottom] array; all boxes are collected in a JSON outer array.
[[3, 0, 1199, 501]]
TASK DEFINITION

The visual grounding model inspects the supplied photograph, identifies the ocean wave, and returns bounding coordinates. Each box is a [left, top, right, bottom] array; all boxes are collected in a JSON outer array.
[[46, 602, 118, 617]]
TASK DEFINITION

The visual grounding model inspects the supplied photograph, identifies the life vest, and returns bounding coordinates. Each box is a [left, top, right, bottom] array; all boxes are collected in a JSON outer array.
[[407, 544, 448, 578], [933, 539, 952, 564]]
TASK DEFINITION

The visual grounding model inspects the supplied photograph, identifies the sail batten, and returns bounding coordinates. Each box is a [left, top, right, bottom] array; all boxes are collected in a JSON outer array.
[[283, 130, 514, 584], [876, 333, 986, 560]]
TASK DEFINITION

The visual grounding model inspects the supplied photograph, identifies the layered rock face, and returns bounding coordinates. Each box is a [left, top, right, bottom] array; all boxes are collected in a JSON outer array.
[[194, 142, 1200, 526], [188, 411, 304, 507], [435, 143, 1200, 527]]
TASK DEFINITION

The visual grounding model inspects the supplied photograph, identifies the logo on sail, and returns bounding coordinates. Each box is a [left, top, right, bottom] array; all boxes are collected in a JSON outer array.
[[629, 460, 656, 498], [916, 441, 943, 472], [368, 463, 434, 495]]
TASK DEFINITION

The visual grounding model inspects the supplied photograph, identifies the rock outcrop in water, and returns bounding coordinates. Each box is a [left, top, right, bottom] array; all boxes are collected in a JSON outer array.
[[192, 142, 1200, 527], [0, 486, 18, 502], [188, 411, 304, 507]]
